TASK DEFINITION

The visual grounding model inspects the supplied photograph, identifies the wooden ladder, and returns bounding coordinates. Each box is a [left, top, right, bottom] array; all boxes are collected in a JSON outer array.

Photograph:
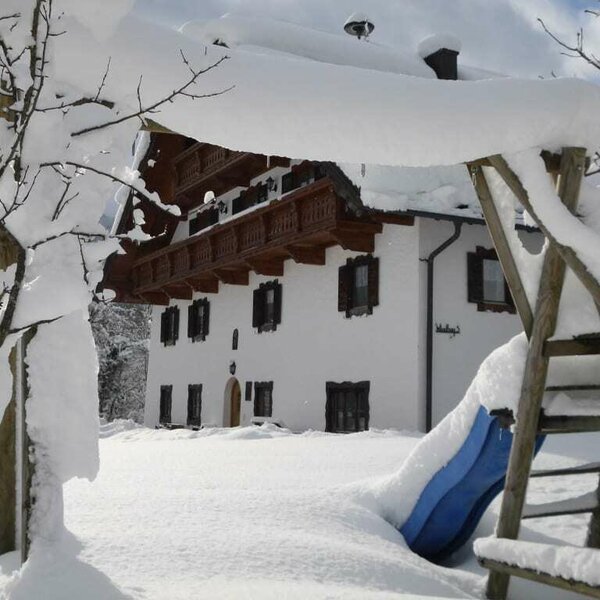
[[469, 147, 600, 599]]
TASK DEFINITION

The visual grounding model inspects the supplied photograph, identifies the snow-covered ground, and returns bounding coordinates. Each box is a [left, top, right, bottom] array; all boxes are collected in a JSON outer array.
[[1, 424, 598, 600]]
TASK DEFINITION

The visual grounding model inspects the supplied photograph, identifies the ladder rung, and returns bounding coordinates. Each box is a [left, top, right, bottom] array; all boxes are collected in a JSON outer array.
[[523, 491, 598, 519], [478, 557, 600, 599], [531, 462, 600, 477], [539, 415, 600, 434], [544, 337, 600, 357], [546, 384, 600, 392]]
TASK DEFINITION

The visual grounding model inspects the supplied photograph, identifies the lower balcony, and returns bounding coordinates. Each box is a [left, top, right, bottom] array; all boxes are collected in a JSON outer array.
[[130, 178, 386, 304]]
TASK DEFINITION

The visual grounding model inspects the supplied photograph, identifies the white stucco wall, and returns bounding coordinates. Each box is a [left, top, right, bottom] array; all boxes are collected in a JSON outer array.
[[145, 223, 423, 432], [418, 218, 543, 426]]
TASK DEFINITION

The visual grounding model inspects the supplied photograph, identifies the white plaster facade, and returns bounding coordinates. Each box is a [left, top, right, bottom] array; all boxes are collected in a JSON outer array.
[[144, 214, 542, 432]]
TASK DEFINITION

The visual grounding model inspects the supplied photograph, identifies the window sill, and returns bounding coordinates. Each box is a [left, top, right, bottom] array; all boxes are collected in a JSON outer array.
[[476, 301, 516, 315], [190, 335, 207, 343], [257, 322, 277, 333], [345, 305, 373, 318], [251, 416, 284, 428]]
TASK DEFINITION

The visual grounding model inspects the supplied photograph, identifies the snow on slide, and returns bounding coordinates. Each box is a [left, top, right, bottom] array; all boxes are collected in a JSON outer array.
[[369, 334, 542, 562]]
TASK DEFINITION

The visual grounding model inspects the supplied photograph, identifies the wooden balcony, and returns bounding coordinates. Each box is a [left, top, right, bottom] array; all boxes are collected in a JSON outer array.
[[131, 178, 384, 304], [174, 143, 289, 208]]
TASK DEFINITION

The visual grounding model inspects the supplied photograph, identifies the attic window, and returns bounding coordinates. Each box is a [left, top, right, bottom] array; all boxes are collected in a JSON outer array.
[[467, 247, 515, 314]]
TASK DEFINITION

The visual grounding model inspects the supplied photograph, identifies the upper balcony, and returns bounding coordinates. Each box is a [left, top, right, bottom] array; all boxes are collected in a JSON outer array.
[[130, 177, 387, 304], [174, 143, 289, 208]]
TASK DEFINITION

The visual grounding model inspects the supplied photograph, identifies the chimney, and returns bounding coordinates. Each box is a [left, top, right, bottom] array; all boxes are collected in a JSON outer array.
[[418, 34, 461, 80]]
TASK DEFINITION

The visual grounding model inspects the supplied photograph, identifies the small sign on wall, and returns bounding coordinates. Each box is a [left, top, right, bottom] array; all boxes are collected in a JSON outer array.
[[435, 323, 461, 339]]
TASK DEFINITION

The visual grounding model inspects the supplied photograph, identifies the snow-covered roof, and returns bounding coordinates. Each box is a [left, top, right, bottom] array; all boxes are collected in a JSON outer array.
[[180, 15, 502, 82], [339, 162, 483, 220]]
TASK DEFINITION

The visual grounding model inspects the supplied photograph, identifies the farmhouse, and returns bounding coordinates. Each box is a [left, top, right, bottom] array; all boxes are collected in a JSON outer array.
[[103, 19, 542, 434]]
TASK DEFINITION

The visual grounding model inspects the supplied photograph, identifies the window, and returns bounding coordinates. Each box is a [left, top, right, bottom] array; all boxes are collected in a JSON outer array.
[[254, 381, 273, 417], [256, 183, 268, 204], [187, 384, 202, 428], [159, 385, 172, 425], [232, 328, 239, 350], [188, 298, 210, 341], [467, 247, 515, 314], [252, 280, 282, 332], [245, 381, 252, 402], [326, 382, 370, 433], [338, 255, 379, 317], [160, 306, 180, 346], [189, 208, 218, 236]]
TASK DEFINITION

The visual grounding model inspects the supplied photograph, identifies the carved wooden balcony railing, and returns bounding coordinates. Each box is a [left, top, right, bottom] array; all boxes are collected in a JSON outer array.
[[130, 177, 383, 302], [173, 143, 290, 204]]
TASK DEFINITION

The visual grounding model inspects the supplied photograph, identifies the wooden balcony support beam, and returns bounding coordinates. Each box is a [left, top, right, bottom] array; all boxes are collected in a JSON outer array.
[[186, 277, 219, 294], [138, 291, 170, 306], [211, 268, 249, 286], [284, 245, 326, 266], [330, 229, 375, 253], [245, 258, 284, 277], [161, 285, 193, 300]]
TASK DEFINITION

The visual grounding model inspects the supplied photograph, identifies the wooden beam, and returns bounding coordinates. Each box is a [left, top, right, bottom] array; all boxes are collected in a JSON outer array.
[[487, 150, 600, 309], [138, 291, 170, 306], [284, 245, 326, 266], [522, 492, 598, 518], [187, 277, 219, 294], [211, 269, 249, 286], [480, 558, 600, 599], [141, 119, 175, 134], [587, 476, 600, 549], [544, 337, 600, 357], [539, 415, 600, 434], [471, 165, 534, 338], [245, 258, 284, 277], [0, 352, 16, 555], [486, 147, 585, 600], [330, 230, 375, 253], [370, 212, 415, 226]]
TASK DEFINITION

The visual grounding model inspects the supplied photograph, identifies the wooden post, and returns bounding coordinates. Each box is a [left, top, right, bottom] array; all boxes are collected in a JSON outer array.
[[470, 165, 534, 338], [587, 475, 600, 549], [0, 350, 17, 555], [486, 148, 586, 599]]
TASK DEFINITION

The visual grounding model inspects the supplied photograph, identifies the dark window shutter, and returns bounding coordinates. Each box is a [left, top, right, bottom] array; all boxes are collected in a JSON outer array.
[[338, 264, 352, 314], [189, 216, 199, 236], [273, 282, 282, 325], [208, 208, 219, 225], [173, 307, 180, 341], [160, 310, 167, 344], [187, 303, 195, 339], [252, 288, 264, 328], [467, 252, 483, 303], [245, 381, 252, 402], [281, 172, 295, 194], [203, 300, 210, 338], [367, 256, 379, 310], [232, 196, 243, 215]]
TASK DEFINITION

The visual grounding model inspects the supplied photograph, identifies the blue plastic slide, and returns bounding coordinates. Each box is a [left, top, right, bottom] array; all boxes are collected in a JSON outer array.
[[400, 406, 544, 563]]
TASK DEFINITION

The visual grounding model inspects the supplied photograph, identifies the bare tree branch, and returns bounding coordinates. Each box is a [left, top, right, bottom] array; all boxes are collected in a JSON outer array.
[[72, 53, 232, 137]]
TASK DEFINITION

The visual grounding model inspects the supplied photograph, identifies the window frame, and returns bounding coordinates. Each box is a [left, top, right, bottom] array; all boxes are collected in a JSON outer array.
[[187, 298, 210, 342], [187, 384, 202, 428], [159, 385, 173, 425], [252, 280, 282, 333], [467, 247, 516, 314], [338, 254, 379, 318], [325, 381, 370, 434], [254, 381, 273, 418], [160, 306, 180, 347]]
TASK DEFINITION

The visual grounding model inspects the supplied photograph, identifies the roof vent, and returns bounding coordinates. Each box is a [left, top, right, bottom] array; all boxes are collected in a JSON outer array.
[[344, 13, 374, 40], [418, 34, 461, 80]]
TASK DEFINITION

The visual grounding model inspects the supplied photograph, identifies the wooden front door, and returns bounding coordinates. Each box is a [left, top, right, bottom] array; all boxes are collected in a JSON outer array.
[[230, 380, 241, 427]]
